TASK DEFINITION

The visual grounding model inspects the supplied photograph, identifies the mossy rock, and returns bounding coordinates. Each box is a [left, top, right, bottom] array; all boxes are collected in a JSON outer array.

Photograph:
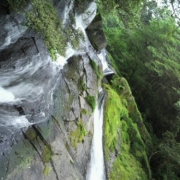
[[42, 145, 53, 163], [69, 121, 87, 148]]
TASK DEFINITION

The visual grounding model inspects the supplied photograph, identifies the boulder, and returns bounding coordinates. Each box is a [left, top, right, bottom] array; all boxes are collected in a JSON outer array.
[[86, 14, 107, 51]]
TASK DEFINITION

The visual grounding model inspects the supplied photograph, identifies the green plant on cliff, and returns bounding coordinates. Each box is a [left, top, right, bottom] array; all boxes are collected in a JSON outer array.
[[8, 0, 66, 58], [25, 0, 66, 56], [42, 145, 53, 163], [104, 76, 151, 179], [8, 0, 86, 59], [43, 165, 51, 176], [85, 95, 96, 112], [69, 121, 87, 148]]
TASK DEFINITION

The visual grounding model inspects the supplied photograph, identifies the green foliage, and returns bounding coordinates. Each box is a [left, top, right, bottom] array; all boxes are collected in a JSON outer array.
[[104, 80, 151, 179], [149, 131, 180, 180], [85, 95, 96, 112], [24, 0, 66, 56], [8, 0, 85, 59], [98, 0, 142, 28], [69, 121, 87, 148], [101, 1, 180, 179], [109, 153, 147, 180]]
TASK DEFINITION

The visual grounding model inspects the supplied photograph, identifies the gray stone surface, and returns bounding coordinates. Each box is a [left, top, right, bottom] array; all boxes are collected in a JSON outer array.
[[86, 14, 107, 51], [1, 54, 97, 180], [0, 0, 104, 179]]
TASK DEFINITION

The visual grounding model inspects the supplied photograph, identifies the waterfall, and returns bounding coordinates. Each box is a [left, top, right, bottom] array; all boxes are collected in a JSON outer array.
[[86, 47, 114, 179], [0, 2, 114, 172], [86, 89, 106, 180], [0, 0, 100, 153]]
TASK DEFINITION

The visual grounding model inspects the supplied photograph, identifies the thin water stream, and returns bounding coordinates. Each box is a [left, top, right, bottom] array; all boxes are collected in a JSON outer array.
[[86, 89, 106, 180], [0, 1, 113, 178]]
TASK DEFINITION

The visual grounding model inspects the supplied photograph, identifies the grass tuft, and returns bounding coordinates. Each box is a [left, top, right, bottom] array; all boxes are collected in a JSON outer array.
[[85, 95, 96, 112]]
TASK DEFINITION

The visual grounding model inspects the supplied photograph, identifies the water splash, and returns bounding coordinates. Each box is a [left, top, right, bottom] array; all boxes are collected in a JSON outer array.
[[0, 86, 15, 103], [98, 49, 114, 76]]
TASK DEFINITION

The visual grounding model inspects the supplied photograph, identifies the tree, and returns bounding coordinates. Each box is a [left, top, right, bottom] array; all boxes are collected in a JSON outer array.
[[101, 0, 180, 179]]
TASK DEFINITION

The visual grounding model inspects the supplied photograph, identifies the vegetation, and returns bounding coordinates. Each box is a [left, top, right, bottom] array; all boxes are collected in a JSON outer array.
[[42, 145, 53, 163], [81, 108, 89, 115], [100, 0, 180, 179], [8, 0, 85, 60], [69, 121, 87, 148], [7, 0, 180, 179], [43, 166, 51, 176], [78, 77, 87, 92], [85, 95, 96, 112], [104, 77, 151, 179]]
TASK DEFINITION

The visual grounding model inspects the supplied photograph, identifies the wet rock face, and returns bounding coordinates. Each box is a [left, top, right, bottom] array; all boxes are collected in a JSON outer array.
[[0, 0, 101, 179], [0, 54, 97, 180], [86, 14, 107, 51]]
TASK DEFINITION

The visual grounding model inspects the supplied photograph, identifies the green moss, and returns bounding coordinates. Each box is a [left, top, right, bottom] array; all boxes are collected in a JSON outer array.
[[104, 81, 152, 179], [85, 95, 96, 112], [42, 145, 53, 163], [25, 0, 66, 56], [69, 121, 87, 148], [49, 47, 57, 61], [8, 0, 86, 60], [104, 84, 128, 153], [25, 128, 36, 141], [78, 77, 87, 92], [81, 108, 89, 115], [109, 153, 147, 180], [111, 76, 152, 147], [43, 165, 51, 176]]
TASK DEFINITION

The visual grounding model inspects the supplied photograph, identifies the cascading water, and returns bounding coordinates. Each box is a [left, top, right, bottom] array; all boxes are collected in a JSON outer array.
[[86, 89, 106, 180], [85, 49, 114, 180], [0, 2, 114, 179]]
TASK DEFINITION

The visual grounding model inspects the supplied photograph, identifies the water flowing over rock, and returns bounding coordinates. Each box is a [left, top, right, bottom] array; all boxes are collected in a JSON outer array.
[[0, 0, 113, 179], [86, 89, 106, 180]]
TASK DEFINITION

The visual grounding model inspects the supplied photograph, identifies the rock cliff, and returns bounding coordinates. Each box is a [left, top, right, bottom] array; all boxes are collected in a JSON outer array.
[[0, 0, 108, 179]]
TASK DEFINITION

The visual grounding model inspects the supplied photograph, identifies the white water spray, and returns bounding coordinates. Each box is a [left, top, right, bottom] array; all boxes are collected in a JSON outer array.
[[86, 90, 106, 180]]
